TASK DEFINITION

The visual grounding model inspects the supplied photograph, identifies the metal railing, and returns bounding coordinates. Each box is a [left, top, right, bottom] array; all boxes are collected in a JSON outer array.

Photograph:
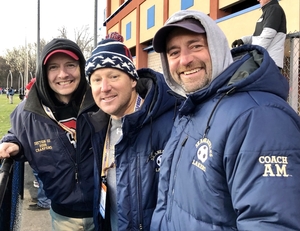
[[0, 158, 14, 206], [0, 159, 24, 231]]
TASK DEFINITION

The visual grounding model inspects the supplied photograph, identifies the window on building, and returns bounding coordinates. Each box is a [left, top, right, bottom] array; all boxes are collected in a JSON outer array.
[[126, 22, 132, 40], [147, 5, 155, 29], [181, 0, 193, 10]]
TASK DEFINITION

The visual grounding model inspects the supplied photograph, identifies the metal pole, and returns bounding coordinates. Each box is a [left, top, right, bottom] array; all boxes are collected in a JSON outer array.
[[37, 0, 40, 67], [24, 36, 28, 87], [94, 0, 98, 48]]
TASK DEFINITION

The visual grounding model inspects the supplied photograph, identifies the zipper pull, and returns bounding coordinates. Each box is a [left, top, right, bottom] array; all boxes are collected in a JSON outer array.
[[75, 171, 78, 183], [181, 136, 188, 147]]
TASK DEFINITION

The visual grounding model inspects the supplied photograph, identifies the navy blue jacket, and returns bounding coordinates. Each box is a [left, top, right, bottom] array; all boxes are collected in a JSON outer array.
[[151, 45, 300, 230], [1, 87, 97, 217], [90, 68, 179, 231]]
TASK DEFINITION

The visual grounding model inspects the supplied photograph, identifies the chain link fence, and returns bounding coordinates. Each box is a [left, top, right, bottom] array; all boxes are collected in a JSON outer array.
[[283, 32, 300, 115]]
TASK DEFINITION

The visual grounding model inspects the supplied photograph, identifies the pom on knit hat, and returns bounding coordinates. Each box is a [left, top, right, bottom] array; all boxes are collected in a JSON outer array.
[[105, 32, 124, 43], [105, 32, 133, 61], [85, 39, 138, 81]]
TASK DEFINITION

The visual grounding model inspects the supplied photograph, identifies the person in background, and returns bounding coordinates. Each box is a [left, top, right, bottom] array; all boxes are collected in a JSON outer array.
[[0, 38, 98, 230], [85, 39, 179, 231], [232, 0, 286, 69], [150, 9, 300, 231], [8, 86, 14, 104]]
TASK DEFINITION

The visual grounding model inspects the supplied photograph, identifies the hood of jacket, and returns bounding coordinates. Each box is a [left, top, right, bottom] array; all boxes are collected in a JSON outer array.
[[158, 10, 233, 98], [35, 38, 88, 112], [134, 68, 177, 120]]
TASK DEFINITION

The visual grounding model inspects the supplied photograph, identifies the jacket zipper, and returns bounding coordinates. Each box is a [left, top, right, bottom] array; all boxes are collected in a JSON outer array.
[[168, 135, 188, 221], [75, 119, 80, 184], [75, 163, 79, 183], [137, 155, 143, 230]]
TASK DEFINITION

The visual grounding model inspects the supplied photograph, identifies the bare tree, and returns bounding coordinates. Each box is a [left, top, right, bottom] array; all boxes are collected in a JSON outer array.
[[0, 57, 11, 87], [4, 47, 30, 89], [57, 25, 95, 58], [74, 25, 94, 53], [57, 26, 68, 39]]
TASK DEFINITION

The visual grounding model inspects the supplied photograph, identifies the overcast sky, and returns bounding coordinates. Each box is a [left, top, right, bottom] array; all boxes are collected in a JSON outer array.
[[0, 0, 106, 55]]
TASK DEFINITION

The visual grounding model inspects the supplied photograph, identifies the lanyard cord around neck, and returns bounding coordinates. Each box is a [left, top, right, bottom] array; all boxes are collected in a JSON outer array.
[[42, 104, 77, 142]]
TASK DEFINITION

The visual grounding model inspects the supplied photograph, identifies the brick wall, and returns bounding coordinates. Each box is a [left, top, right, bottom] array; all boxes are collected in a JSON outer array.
[[147, 51, 163, 73]]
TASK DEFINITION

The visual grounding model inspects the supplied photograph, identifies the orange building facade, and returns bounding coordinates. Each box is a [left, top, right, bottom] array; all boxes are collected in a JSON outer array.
[[103, 0, 300, 75]]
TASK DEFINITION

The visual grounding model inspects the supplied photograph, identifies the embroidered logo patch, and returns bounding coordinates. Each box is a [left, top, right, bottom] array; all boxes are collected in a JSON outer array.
[[197, 143, 210, 163], [148, 150, 163, 172], [192, 138, 213, 172], [259, 155, 291, 177]]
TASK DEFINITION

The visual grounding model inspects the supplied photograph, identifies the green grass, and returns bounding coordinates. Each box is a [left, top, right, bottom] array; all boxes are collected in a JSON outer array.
[[0, 94, 20, 138]]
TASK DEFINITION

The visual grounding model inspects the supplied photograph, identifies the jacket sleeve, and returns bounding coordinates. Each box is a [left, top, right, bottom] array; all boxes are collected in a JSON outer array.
[[241, 35, 252, 45], [224, 106, 300, 231], [0, 103, 26, 161], [251, 27, 277, 49]]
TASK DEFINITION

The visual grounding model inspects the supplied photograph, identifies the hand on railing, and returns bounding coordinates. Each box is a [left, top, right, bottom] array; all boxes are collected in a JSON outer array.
[[0, 143, 20, 160]]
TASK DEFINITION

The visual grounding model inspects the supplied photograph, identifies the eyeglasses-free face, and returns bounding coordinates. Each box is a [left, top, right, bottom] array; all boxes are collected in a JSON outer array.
[[46, 53, 81, 104]]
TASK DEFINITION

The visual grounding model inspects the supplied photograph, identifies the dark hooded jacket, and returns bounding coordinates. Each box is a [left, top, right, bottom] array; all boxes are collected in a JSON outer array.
[[89, 68, 179, 231], [151, 10, 300, 231], [1, 38, 98, 218]]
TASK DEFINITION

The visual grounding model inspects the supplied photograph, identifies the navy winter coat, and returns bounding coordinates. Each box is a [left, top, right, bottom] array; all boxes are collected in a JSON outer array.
[[151, 45, 300, 231], [1, 87, 97, 217], [90, 68, 179, 231]]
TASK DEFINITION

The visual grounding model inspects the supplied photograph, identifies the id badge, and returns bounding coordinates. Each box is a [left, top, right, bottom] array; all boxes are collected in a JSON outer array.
[[100, 182, 107, 218]]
